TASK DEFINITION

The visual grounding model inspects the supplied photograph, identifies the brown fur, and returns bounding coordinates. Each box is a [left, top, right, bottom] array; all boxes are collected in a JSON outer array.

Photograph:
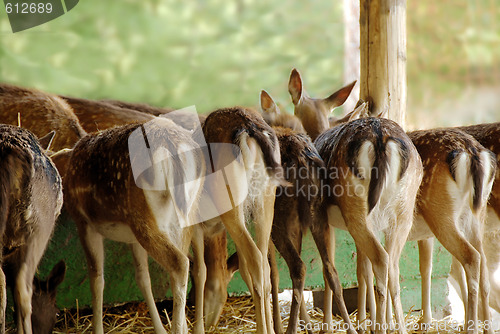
[[100, 99, 174, 115], [203, 106, 282, 178], [314, 118, 421, 334], [423, 123, 500, 330], [259, 91, 325, 333], [61, 96, 154, 133], [403, 128, 496, 332], [0, 125, 63, 334], [269, 126, 326, 334], [288, 70, 422, 334], [458, 123, 500, 218], [288, 69, 356, 141], [260, 90, 306, 134], [64, 120, 204, 334], [0, 83, 86, 151], [100, 99, 206, 132], [202, 107, 281, 334]]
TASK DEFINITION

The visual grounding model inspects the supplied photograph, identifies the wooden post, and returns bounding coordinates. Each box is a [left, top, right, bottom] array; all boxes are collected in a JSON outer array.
[[359, 0, 407, 128], [343, 0, 360, 114]]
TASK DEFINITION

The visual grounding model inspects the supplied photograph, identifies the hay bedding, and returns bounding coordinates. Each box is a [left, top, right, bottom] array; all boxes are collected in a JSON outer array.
[[6, 295, 483, 333]]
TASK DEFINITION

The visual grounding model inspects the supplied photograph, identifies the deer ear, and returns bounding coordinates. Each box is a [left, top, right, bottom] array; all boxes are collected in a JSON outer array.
[[288, 68, 304, 105], [348, 102, 370, 121], [260, 90, 280, 114], [376, 108, 388, 118], [49, 148, 73, 179], [324, 80, 357, 111], [38, 131, 56, 151], [47, 260, 66, 292]]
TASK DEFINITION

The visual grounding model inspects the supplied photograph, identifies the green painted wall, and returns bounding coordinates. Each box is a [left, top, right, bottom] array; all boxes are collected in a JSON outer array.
[[36, 212, 451, 315]]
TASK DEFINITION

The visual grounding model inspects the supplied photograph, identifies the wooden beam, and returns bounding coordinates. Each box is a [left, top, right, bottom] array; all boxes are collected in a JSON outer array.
[[360, 0, 407, 128]]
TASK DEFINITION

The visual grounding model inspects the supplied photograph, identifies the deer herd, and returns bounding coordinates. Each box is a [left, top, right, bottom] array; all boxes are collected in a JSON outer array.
[[0, 69, 499, 334]]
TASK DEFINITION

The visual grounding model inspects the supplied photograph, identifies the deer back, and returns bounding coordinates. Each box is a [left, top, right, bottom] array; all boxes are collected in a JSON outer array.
[[62, 96, 155, 133], [458, 122, 500, 218], [64, 118, 204, 245], [0, 84, 86, 151], [100, 99, 174, 116], [273, 127, 324, 229], [315, 117, 421, 214], [202, 107, 282, 181], [408, 128, 496, 216]]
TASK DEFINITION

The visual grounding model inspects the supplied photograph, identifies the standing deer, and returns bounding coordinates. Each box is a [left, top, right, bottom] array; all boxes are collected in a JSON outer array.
[[291, 69, 498, 334], [0, 125, 64, 334], [289, 68, 423, 334], [63, 118, 205, 334], [422, 122, 500, 327], [260, 90, 357, 334], [0, 83, 86, 151], [59, 100, 231, 333], [406, 128, 496, 334], [202, 107, 283, 334]]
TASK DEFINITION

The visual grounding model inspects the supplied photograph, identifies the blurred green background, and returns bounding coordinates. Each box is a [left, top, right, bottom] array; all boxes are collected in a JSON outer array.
[[0, 0, 499, 315], [2, 0, 498, 123]]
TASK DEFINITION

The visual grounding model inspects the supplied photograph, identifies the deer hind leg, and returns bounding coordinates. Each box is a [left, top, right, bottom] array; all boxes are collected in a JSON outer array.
[[269, 241, 285, 334], [15, 218, 54, 334], [344, 214, 389, 334], [76, 221, 105, 334], [422, 210, 481, 334], [135, 229, 190, 334], [311, 221, 356, 334], [254, 188, 277, 334], [418, 238, 434, 326], [319, 226, 336, 334], [129, 243, 167, 334], [357, 249, 376, 333], [271, 216, 308, 334], [190, 227, 206, 334], [219, 205, 269, 334], [385, 216, 413, 334], [468, 213, 492, 334]]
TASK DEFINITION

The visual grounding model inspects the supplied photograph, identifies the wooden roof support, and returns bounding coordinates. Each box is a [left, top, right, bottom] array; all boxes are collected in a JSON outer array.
[[360, 0, 407, 128]]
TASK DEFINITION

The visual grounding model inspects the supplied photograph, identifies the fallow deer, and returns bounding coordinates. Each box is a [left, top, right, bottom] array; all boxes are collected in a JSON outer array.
[[260, 90, 357, 334], [422, 122, 500, 328], [288, 69, 356, 141], [63, 118, 205, 334], [403, 128, 497, 334], [0, 83, 86, 151], [202, 107, 284, 334], [289, 69, 423, 334], [261, 90, 320, 333], [0, 125, 64, 334], [260, 90, 306, 134], [59, 100, 229, 333], [60, 96, 154, 133]]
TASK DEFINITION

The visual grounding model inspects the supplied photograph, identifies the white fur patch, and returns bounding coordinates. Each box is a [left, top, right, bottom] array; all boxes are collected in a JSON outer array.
[[356, 141, 374, 180]]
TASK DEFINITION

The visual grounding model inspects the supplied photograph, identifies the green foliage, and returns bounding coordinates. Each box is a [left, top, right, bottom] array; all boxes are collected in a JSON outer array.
[[0, 0, 344, 114]]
